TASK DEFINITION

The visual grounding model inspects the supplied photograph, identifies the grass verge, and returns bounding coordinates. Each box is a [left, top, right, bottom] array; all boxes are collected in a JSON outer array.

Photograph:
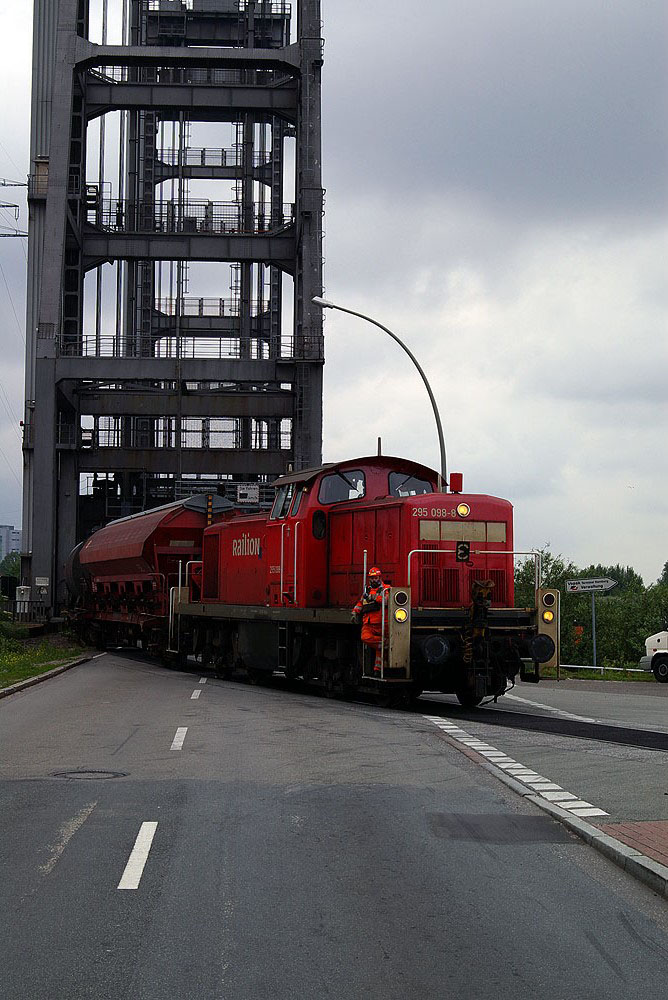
[[0, 620, 88, 689], [540, 664, 655, 683]]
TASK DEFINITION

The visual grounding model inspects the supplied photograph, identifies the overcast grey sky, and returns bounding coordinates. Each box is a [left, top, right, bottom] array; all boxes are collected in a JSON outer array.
[[0, 1, 666, 580]]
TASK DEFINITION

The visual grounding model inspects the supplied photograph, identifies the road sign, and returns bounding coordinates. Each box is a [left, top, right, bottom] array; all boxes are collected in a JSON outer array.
[[565, 578, 617, 594]]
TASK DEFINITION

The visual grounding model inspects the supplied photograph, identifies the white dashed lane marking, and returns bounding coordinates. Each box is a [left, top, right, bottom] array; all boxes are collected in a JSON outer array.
[[170, 727, 188, 751], [191, 689, 201, 700], [423, 715, 609, 818], [118, 822, 158, 890], [199, 677, 207, 684]]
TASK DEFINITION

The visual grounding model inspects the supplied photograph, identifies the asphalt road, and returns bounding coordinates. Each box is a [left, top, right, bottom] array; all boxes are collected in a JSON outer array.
[[2, 652, 668, 1000]]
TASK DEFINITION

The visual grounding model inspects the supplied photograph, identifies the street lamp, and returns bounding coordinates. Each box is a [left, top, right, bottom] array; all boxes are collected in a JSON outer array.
[[312, 296, 448, 490]]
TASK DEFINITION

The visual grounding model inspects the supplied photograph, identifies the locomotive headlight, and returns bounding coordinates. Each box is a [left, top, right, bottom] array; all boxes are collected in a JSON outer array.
[[456, 503, 470, 517], [394, 608, 408, 623], [542, 609, 555, 624]]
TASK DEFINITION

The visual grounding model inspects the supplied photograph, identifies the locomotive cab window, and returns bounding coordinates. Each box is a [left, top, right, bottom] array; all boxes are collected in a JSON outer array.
[[289, 487, 306, 517], [270, 483, 296, 519], [389, 472, 433, 497], [317, 469, 366, 504]]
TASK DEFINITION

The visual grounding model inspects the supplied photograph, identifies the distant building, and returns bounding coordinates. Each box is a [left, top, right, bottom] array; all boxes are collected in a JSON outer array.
[[0, 525, 21, 562]]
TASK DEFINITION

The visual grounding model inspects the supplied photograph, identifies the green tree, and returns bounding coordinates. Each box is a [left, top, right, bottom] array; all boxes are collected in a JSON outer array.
[[514, 547, 667, 667], [578, 563, 644, 594], [658, 562, 668, 586], [0, 552, 20, 578]]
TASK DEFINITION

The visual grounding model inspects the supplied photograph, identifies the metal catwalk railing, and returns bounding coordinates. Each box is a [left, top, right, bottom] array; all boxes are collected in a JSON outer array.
[[155, 296, 266, 317], [86, 199, 294, 234], [88, 65, 292, 87], [58, 334, 276, 359], [142, 1, 291, 15], [158, 147, 271, 168]]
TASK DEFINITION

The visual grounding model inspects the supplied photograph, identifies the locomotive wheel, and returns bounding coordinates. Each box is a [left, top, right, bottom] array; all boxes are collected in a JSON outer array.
[[323, 663, 341, 698], [455, 688, 484, 709], [323, 668, 335, 698], [248, 668, 273, 686], [407, 686, 424, 709]]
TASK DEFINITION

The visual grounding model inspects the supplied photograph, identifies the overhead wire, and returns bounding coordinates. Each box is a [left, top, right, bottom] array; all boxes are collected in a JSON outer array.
[[0, 382, 21, 442], [0, 257, 25, 345], [0, 438, 21, 489], [0, 140, 23, 177]]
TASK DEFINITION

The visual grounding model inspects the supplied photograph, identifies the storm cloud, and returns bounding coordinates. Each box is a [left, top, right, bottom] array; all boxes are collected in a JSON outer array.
[[0, 1, 666, 580]]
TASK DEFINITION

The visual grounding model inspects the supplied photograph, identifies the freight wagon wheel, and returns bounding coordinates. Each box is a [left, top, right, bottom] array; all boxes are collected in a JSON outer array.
[[87, 625, 107, 651], [161, 650, 188, 671], [653, 656, 668, 683], [212, 655, 233, 680]]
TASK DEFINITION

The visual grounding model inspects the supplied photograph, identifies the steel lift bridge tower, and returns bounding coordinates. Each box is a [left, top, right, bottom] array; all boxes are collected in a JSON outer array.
[[22, 0, 324, 612]]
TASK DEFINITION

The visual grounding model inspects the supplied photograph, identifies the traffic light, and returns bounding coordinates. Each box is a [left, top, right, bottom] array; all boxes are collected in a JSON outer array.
[[534, 588, 560, 670], [455, 541, 470, 562]]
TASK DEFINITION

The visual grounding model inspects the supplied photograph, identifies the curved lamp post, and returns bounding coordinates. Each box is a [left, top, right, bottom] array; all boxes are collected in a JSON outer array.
[[312, 296, 448, 491]]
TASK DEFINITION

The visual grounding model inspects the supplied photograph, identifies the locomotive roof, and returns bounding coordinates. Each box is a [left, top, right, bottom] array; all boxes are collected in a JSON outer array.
[[272, 455, 439, 488]]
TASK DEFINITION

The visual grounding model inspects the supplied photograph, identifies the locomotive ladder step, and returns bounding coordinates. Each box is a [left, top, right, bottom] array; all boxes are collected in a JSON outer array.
[[277, 622, 289, 669]]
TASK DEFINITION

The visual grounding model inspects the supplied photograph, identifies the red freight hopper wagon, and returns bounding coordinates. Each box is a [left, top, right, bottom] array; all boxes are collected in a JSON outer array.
[[176, 456, 559, 706], [66, 495, 236, 653]]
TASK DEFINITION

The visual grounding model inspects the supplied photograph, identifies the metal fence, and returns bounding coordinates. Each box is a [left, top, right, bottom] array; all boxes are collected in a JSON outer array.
[[8, 600, 48, 624]]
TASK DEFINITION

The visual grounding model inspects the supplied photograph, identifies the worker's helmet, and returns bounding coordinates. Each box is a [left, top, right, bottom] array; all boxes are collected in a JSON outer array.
[[368, 566, 382, 582]]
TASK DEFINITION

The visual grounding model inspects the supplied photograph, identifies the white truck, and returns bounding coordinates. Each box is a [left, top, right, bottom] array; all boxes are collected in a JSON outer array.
[[639, 632, 668, 682]]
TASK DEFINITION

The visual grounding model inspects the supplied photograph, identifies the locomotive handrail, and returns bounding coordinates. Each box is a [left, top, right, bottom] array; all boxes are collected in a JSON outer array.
[[167, 586, 177, 652], [293, 522, 299, 604], [185, 560, 202, 590], [381, 587, 385, 680], [407, 549, 542, 590]]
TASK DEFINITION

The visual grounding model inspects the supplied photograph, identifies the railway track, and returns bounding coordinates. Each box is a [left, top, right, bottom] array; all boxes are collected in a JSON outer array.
[[417, 697, 668, 752], [107, 648, 668, 753]]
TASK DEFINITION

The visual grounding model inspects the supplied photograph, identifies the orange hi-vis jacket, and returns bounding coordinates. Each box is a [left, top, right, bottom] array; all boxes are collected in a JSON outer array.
[[353, 582, 390, 645]]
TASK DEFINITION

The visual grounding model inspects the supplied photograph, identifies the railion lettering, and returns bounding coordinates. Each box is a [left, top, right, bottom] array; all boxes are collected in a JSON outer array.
[[232, 533, 261, 557]]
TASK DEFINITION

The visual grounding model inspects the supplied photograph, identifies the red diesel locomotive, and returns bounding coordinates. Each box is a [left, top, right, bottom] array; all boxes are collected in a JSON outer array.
[[67, 455, 559, 707]]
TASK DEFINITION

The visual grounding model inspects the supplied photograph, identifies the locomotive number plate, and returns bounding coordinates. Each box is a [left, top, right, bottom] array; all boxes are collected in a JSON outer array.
[[412, 507, 458, 518]]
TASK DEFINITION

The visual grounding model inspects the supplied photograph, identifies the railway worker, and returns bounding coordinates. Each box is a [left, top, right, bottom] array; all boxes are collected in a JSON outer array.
[[351, 566, 390, 673]]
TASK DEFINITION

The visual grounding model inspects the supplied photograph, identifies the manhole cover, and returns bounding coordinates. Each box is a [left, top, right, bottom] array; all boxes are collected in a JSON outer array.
[[51, 769, 127, 780]]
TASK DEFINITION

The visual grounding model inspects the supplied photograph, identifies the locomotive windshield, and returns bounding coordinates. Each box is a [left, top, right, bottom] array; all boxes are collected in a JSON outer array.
[[389, 472, 433, 497], [318, 469, 366, 504]]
